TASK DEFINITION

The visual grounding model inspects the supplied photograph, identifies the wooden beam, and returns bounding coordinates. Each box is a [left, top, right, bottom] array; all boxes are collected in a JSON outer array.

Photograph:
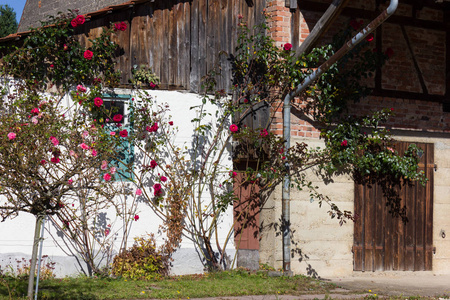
[[297, 0, 445, 31], [295, 0, 351, 57]]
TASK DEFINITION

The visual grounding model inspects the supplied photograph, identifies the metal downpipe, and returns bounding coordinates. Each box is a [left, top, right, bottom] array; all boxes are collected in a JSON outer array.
[[281, 0, 398, 273]]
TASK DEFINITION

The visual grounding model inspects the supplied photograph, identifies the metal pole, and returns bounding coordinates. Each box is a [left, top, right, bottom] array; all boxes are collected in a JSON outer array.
[[282, 92, 292, 274], [34, 215, 46, 300], [280, 0, 398, 274]]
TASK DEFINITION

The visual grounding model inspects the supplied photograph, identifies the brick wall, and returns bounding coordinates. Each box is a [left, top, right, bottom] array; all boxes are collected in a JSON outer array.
[[267, 0, 448, 135]]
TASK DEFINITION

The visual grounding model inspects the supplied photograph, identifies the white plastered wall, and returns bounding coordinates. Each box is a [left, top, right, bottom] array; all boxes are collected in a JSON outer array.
[[0, 90, 235, 276]]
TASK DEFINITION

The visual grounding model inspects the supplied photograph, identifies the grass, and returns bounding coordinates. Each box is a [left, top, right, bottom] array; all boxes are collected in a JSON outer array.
[[0, 269, 338, 300]]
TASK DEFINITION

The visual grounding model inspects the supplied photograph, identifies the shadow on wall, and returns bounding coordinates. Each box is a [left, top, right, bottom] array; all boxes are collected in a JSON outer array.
[[261, 218, 320, 278]]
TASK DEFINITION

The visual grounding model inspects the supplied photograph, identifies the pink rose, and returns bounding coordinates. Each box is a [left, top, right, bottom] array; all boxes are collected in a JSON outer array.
[[110, 167, 117, 174], [134, 215, 139, 221], [91, 149, 98, 157], [101, 160, 108, 170], [260, 129, 268, 137], [50, 136, 59, 146], [229, 124, 238, 133], [31, 108, 39, 114], [230, 171, 237, 178], [51, 157, 60, 164], [149, 82, 156, 88], [119, 129, 128, 137], [103, 173, 112, 181], [68, 179, 73, 185], [94, 97, 103, 107], [105, 228, 110, 236], [77, 85, 87, 93], [136, 189, 142, 195], [160, 176, 167, 182], [7, 132, 16, 140], [63, 44, 68, 51], [84, 50, 93, 60], [283, 43, 293, 51], [110, 131, 116, 136], [31, 117, 38, 125], [79, 143, 90, 150]]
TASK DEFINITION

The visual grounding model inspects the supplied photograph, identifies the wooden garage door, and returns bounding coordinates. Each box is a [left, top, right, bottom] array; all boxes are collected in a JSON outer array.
[[353, 142, 434, 271]]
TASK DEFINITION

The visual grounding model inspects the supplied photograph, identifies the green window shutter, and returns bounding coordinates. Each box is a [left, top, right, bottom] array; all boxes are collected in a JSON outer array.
[[103, 94, 134, 181]]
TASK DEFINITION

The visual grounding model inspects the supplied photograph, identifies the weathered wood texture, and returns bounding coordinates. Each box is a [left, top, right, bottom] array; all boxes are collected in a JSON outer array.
[[293, 0, 447, 104], [353, 142, 434, 271], [79, 0, 266, 92], [233, 172, 260, 250]]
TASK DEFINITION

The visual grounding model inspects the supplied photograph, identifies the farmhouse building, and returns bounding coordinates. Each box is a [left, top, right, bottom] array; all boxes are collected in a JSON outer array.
[[0, 0, 449, 277]]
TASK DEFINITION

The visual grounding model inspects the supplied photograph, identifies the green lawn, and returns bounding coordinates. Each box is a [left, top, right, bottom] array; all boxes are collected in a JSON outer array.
[[0, 269, 337, 300]]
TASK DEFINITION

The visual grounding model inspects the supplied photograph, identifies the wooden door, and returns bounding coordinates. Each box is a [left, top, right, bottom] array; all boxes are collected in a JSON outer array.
[[353, 142, 434, 271]]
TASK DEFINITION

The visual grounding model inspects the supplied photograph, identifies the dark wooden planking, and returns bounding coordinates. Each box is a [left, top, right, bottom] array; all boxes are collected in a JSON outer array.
[[354, 141, 434, 272], [374, 181, 384, 271], [147, 4, 155, 77], [424, 143, 434, 270], [404, 146, 416, 271], [353, 184, 364, 271], [152, 2, 163, 89], [198, 0, 207, 92], [363, 184, 373, 271], [415, 143, 426, 271], [190, 0, 200, 92], [384, 187, 394, 271], [159, 2, 169, 89], [183, 2, 191, 90]]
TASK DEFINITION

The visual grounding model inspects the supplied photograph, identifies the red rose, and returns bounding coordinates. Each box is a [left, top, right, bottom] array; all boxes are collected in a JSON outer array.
[[146, 122, 158, 132], [341, 140, 348, 147], [385, 47, 394, 58], [229, 124, 238, 132], [113, 114, 123, 122], [160, 176, 167, 182], [149, 82, 156, 88], [283, 43, 293, 51], [119, 129, 128, 137], [114, 21, 127, 31], [84, 50, 93, 60], [94, 97, 103, 107], [134, 214, 139, 221], [51, 157, 60, 164], [150, 160, 157, 169], [349, 19, 360, 30], [169, 121, 174, 126], [365, 33, 374, 42], [154, 183, 162, 196], [71, 15, 85, 28]]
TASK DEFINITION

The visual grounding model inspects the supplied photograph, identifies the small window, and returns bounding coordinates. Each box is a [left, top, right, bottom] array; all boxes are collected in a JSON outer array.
[[103, 94, 134, 181]]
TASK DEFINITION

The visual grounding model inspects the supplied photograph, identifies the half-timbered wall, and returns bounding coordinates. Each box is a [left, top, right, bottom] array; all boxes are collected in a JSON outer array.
[[76, 0, 266, 92], [260, 0, 450, 277]]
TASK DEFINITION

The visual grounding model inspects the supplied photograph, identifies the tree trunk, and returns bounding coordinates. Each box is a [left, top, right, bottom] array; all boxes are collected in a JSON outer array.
[[27, 214, 44, 300]]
